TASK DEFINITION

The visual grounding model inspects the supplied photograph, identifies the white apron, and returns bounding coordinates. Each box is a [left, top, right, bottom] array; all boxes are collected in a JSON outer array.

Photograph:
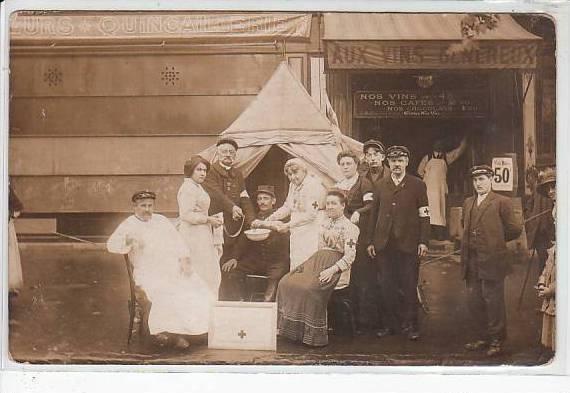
[[107, 214, 214, 335], [423, 158, 448, 226], [177, 180, 222, 297], [289, 211, 324, 270]]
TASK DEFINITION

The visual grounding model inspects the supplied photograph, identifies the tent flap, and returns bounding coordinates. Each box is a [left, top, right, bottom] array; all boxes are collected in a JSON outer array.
[[277, 143, 343, 185], [199, 61, 362, 184], [223, 62, 334, 135]]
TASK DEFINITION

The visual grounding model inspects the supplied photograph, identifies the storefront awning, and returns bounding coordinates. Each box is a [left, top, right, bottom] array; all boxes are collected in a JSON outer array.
[[323, 13, 541, 69]]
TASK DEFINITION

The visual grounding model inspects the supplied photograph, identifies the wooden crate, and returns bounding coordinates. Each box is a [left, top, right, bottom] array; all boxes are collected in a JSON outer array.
[[208, 301, 277, 351]]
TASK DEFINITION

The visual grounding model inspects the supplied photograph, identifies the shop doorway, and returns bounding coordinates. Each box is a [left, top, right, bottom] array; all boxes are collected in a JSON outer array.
[[358, 117, 485, 205]]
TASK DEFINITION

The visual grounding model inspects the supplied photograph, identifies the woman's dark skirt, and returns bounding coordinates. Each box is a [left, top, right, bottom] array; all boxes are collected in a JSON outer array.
[[276, 249, 342, 346]]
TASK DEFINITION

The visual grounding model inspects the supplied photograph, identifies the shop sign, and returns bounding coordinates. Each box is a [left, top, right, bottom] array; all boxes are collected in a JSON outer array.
[[10, 13, 312, 41], [326, 41, 537, 69], [492, 156, 514, 192], [353, 90, 488, 119]]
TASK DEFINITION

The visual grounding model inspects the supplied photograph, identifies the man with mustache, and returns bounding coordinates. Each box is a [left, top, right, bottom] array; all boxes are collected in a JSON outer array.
[[461, 165, 522, 356], [220, 185, 289, 302], [107, 191, 213, 350], [203, 138, 255, 300], [365, 145, 430, 341]]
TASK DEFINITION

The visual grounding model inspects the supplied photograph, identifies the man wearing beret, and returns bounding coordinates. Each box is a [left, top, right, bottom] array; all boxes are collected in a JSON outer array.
[[461, 165, 522, 356], [220, 185, 290, 302], [203, 138, 255, 300], [365, 145, 430, 341]]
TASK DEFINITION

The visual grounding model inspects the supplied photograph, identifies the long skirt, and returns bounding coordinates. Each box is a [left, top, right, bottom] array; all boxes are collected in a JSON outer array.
[[541, 313, 555, 350], [8, 219, 24, 291], [177, 221, 221, 298], [277, 249, 342, 346]]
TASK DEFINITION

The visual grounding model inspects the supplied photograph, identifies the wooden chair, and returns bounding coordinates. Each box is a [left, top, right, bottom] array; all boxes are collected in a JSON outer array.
[[244, 274, 269, 302], [123, 255, 150, 350], [327, 287, 356, 337]]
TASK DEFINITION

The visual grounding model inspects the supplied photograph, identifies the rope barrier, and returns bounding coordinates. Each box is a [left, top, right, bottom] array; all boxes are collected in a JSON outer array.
[[420, 208, 553, 266], [51, 231, 98, 245]]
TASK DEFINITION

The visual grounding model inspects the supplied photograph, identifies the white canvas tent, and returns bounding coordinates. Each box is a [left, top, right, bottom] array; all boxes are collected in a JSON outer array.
[[199, 61, 362, 185]]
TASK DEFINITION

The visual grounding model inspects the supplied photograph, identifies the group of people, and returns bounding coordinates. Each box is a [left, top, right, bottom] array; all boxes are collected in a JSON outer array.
[[105, 135, 555, 357]]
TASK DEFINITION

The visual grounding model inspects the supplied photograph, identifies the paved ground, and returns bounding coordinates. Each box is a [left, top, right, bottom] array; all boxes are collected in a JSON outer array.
[[8, 243, 548, 366]]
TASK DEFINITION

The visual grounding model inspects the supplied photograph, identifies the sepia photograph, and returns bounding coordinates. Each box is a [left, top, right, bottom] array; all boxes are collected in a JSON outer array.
[[4, 9, 559, 368]]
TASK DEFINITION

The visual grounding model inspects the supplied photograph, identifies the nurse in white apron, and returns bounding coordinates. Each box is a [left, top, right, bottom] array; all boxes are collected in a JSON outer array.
[[255, 158, 326, 271]]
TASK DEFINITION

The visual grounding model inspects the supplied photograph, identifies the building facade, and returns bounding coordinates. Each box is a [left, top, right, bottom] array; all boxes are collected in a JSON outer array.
[[8, 12, 555, 237]]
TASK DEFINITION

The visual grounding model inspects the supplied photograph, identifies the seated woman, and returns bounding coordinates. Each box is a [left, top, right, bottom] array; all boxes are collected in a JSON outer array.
[[276, 189, 360, 346], [333, 151, 374, 289], [334, 151, 376, 334]]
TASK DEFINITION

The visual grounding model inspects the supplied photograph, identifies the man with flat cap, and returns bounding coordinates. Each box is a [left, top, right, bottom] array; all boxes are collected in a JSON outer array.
[[365, 145, 430, 341], [356, 139, 390, 333], [203, 138, 255, 299], [461, 165, 522, 356], [107, 190, 214, 350], [361, 139, 390, 187], [220, 185, 290, 302]]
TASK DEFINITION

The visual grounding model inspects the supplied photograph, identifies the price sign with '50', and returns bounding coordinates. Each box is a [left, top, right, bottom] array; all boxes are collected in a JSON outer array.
[[492, 157, 514, 191]]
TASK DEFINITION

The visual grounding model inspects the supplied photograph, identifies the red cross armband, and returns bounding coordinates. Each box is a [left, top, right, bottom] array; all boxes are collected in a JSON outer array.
[[311, 200, 319, 210], [346, 238, 357, 248], [418, 206, 430, 218]]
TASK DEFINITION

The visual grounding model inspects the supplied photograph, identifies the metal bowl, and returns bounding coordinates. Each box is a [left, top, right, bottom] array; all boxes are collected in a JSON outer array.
[[244, 228, 271, 241]]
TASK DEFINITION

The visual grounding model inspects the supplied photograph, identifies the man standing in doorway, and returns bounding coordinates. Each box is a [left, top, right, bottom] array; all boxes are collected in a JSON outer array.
[[203, 137, 255, 300], [417, 136, 468, 240], [461, 165, 522, 356], [366, 146, 430, 341]]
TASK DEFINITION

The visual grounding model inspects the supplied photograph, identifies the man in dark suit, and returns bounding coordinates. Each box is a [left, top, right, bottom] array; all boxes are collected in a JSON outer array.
[[461, 165, 522, 356], [365, 145, 430, 340], [220, 185, 289, 302], [203, 137, 255, 299]]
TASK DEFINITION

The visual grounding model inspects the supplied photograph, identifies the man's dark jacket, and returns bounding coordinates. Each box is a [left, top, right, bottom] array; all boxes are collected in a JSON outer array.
[[461, 191, 523, 280], [365, 174, 431, 254], [203, 162, 255, 234]]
